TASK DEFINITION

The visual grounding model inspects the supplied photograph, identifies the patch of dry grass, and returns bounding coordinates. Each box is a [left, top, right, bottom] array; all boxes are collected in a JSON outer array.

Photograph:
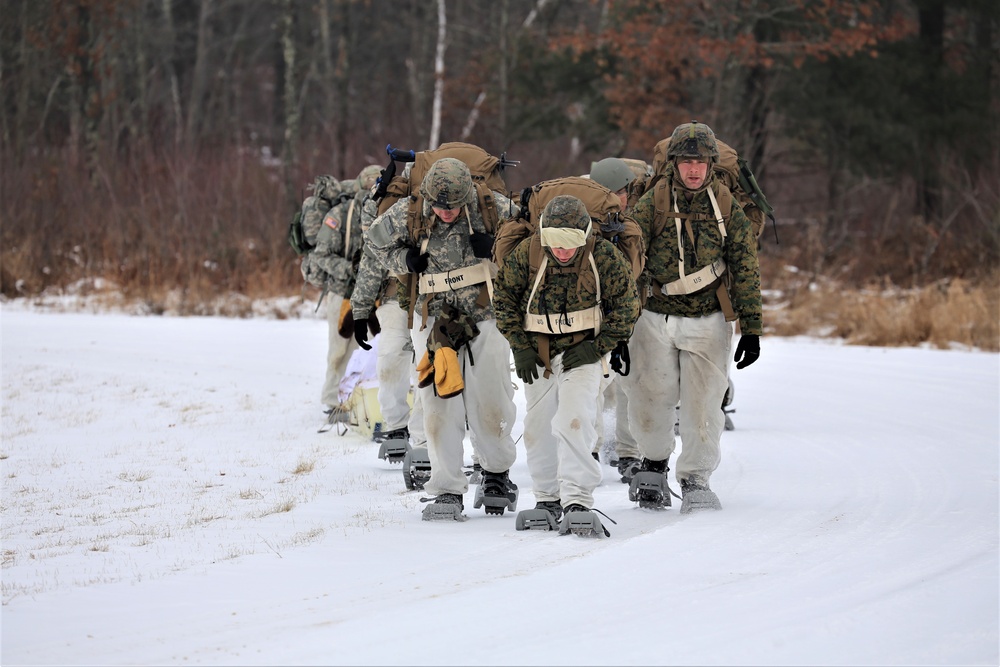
[[765, 271, 1000, 351]]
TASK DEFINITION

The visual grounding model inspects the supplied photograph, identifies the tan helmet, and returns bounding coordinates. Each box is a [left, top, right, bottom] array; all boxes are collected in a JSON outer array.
[[589, 157, 636, 193], [665, 120, 720, 161], [356, 164, 382, 190], [419, 157, 475, 209]]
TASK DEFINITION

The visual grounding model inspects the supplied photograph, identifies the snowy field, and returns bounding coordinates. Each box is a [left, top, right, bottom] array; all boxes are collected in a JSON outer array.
[[1, 306, 997, 666]]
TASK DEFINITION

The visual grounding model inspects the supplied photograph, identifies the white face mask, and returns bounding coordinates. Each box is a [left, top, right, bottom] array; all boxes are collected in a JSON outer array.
[[538, 215, 591, 249]]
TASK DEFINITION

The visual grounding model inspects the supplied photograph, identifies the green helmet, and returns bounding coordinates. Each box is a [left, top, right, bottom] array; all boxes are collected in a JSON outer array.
[[666, 120, 719, 160], [356, 164, 382, 190], [542, 195, 591, 231], [419, 157, 475, 209], [589, 157, 636, 192]]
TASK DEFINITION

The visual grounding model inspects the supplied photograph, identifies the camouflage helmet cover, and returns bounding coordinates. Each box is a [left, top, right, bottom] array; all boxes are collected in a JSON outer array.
[[539, 195, 592, 250], [542, 194, 592, 231], [589, 157, 637, 193], [666, 120, 720, 160], [419, 157, 475, 209], [356, 164, 382, 190]]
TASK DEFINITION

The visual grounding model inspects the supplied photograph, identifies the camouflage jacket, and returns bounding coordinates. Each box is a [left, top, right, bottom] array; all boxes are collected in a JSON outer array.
[[364, 191, 515, 323], [631, 176, 762, 335], [300, 190, 374, 298], [349, 197, 393, 319], [493, 236, 640, 357]]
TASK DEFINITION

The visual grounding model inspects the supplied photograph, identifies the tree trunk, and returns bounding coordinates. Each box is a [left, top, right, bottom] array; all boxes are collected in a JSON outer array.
[[428, 0, 446, 150], [918, 1, 944, 221], [185, 0, 213, 150]]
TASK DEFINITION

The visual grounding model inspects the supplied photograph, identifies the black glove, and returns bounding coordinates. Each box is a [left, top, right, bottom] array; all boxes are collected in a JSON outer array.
[[469, 232, 494, 259], [405, 247, 429, 273], [513, 348, 542, 385], [609, 340, 630, 376], [354, 317, 372, 350], [734, 334, 760, 369], [561, 341, 601, 371]]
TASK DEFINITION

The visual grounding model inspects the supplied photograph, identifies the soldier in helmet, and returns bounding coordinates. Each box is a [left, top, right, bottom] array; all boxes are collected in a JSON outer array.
[[620, 121, 762, 514], [364, 157, 519, 521], [493, 195, 639, 535], [303, 164, 382, 424], [588, 157, 646, 483]]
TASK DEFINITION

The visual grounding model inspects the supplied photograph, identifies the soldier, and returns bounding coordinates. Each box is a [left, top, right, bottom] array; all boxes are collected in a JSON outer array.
[[351, 198, 427, 459], [588, 157, 645, 482], [620, 121, 761, 514], [493, 195, 639, 536], [364, 157, 519, 521], [303, 165, 381, 422]]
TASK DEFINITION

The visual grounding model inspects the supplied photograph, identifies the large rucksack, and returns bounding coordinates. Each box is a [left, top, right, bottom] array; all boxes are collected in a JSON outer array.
[[648, 138, 774, 239], [288, 175, 359, 256], [369, 141, 516, 325], [372, 141, 513, 234], [493, 176, 644, 280]]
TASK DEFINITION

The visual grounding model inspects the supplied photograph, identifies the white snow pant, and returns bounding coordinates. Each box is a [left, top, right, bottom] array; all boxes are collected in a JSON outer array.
[[524, 353, 605, 509], [374, 301, 425, 445], [322, 293, 360, 408], [620, 310, 732, 486], [594, 376, 639, 459], [411, 318, 517, 497]]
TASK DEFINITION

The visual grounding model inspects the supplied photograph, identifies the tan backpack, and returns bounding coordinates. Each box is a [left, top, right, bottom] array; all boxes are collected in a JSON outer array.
[[648, 137, 773, 239], [369, 141, 515, 325], [493, 176, 623, 265]]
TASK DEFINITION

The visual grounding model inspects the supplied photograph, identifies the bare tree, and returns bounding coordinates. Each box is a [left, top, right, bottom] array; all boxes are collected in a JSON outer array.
[[428, 0, 447, 150]]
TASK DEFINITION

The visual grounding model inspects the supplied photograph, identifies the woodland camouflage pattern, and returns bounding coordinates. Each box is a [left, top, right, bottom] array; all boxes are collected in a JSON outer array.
[[363, 189, 515, 323], [666, 121, 720, 160], [630, 175, 762, 335], [493, 197, 640, 358]]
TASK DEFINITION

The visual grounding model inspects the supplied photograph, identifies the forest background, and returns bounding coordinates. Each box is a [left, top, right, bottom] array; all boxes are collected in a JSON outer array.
[[2, 0, 998, 350]]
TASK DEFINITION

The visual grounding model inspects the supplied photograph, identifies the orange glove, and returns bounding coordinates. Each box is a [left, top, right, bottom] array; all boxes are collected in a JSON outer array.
[[416, 350, 435, 388], [433, 347, 464, 399], [337, 299, 354, 338]]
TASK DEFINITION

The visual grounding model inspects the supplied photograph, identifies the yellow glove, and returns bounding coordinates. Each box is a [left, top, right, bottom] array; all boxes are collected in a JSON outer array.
[[337, 299, 354, 338], [416, 350, 435, 388], [433, 346, 464, 399]]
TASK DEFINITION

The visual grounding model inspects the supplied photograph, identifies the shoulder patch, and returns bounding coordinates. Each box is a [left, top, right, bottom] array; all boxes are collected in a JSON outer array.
[[323, 211, 340, 230]]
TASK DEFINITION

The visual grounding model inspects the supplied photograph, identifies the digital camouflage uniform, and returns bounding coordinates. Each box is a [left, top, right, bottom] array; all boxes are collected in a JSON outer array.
[[620, 122, 762, 505], [494, 195, 639, 510], [364, 158, 518, 502], [301, 168, 375, 410], [351, 195, 426, 447]]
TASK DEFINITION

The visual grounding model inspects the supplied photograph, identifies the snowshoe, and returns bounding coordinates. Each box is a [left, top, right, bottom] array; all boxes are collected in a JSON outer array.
[[377, 427, 411, 464], [558, 504, 609, 538], [616, 457, 642, 485], [514, 501, 562, 531], [318, 404, 350, 434], [473, 469, 518, 516], [680, 480, 722, 514], [420, 493, 467, 521], [629, 471, 671, 509], [402, 446, 431, 490]]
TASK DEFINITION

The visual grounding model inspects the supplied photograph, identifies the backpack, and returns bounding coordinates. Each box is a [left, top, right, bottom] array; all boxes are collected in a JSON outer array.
[[649, 138, 774, 239], [288, 175, 359, 256], [493, 176, 643, 279], [368, 141, 516, 325], [372, 141, 513, 236]]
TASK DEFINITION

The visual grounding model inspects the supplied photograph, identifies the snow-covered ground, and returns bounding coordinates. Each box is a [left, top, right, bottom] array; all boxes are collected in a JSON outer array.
[[2, 306, 997, 666]]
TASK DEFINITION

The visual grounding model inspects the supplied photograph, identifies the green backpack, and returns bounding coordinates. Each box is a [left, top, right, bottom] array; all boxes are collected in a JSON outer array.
[[288, 175, 359, 256]]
